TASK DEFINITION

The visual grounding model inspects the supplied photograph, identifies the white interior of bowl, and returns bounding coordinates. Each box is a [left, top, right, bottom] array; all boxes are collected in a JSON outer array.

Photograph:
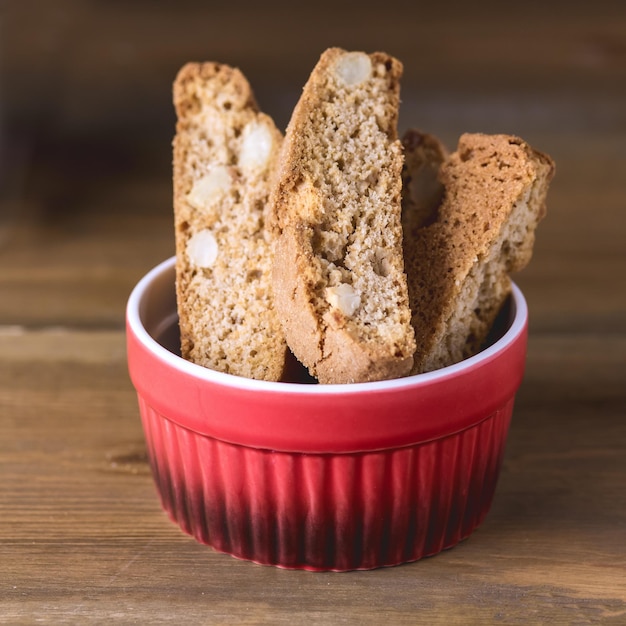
[[127, 257, 528, 395]]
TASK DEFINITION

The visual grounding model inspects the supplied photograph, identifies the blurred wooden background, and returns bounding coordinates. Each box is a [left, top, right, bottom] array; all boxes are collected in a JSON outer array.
[[2, 0, 625, 331], [1, 1, 625, 623]]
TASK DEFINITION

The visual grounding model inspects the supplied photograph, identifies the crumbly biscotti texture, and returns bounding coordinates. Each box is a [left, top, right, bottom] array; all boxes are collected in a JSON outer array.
[[402, 131, 555, 374], [401, 129, 448, 234], [173, 62, 287, 380], [270, 48, 416, 384]]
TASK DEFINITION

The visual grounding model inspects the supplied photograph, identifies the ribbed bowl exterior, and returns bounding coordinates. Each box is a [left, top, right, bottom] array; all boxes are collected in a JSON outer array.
[[127, 259, 528, 571], [138, 396, 514, 571]]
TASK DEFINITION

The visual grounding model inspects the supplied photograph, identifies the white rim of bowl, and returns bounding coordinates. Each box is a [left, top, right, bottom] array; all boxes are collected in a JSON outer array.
[[127, 257, 528, 396]]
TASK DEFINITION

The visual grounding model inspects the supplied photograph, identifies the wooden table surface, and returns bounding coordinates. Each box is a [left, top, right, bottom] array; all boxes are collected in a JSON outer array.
[[1, 1, 625, 623]]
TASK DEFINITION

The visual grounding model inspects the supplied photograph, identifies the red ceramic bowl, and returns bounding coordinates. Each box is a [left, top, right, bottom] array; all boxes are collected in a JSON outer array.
[[126, 256, 528, 571]]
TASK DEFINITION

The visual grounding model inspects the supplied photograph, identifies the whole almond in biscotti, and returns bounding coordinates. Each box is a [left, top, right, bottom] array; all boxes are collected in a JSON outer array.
[[173, 62, 287, 381], [270, 48, 416, 384], [402, 131, 555, 374]]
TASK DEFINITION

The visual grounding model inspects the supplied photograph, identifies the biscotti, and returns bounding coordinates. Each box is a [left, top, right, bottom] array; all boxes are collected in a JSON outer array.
[[401, 129, 448, 234], [270, 48, 416, 384], [402, 131, 555, 374], [173, 62, 287, 380]]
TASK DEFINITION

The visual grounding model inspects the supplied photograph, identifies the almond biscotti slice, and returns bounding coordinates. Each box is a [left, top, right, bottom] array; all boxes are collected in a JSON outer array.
[[270, 48, 416, 384], [173, 62, 287, 380], [402, 132, 555, 374]]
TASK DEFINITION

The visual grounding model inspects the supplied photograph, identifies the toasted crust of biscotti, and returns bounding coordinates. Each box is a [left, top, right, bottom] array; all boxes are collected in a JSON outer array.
[[173, 62, 287, 380], [270, 48, 416, 384], [402, 131, 555, 374]]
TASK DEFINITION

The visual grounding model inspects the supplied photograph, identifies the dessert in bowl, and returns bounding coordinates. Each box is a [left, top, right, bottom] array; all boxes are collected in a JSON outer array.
[[126, 46, 553, 571]]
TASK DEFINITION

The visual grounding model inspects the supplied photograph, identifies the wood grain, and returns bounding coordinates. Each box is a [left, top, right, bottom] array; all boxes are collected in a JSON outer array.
[[1, 1, 625, 623], [1, 332, 624, 623]]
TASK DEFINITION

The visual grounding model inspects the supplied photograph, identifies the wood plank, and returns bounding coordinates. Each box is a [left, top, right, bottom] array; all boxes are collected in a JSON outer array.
[[1, 330, 624, 623], [2, 137, 624, 331]]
